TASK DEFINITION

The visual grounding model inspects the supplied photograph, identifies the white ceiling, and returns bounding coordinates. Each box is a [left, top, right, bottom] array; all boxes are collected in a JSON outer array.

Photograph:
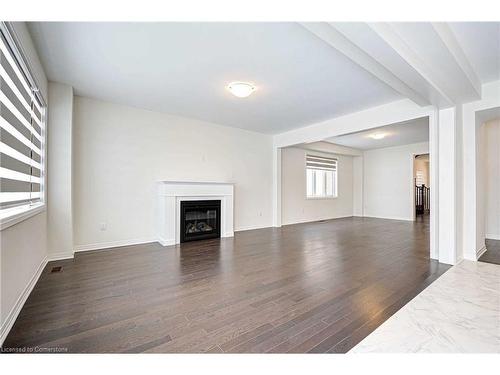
[[325, 117, 429, 150], [27, 22, 400, 134], [27, 22, 500, 135], [449, 22, 500, 84]]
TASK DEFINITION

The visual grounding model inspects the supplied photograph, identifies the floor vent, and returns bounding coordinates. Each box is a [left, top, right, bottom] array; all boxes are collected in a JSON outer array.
[[50, 266, 63, 273]]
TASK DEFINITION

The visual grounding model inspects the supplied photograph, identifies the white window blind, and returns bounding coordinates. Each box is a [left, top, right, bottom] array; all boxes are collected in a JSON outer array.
[[306, 155, 338, 198], [0, 24, 46, 219]]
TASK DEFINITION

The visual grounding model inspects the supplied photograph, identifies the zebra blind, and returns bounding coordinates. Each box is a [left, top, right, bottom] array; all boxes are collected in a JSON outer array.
[[306, 155, 338, 198], [306, 155, 337, 171], [0, 25, 46, 216]]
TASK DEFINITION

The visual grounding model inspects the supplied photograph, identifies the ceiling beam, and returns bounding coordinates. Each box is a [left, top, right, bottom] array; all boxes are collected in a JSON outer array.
[[299, 22, 430, 107], [431, 22, 482, 98], [368, 22, 481, 105], [367, 22, 456, 106]]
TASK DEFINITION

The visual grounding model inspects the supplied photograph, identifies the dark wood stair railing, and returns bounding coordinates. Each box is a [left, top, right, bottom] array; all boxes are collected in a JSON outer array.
[[415, 183, 430, 215]]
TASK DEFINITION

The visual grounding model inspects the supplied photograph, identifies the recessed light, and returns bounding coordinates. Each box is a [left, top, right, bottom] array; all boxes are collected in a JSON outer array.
[[227, 82, 256, 98], [369, 133, 387, 140]]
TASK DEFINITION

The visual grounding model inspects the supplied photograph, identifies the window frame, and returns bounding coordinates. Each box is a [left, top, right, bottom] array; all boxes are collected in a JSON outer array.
[[305, 154, 338, 200], [1, 22, 47, 231]]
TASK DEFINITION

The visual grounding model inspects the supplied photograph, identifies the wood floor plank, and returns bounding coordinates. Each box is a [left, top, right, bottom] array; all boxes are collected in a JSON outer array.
[[2, 216, 450, 353]]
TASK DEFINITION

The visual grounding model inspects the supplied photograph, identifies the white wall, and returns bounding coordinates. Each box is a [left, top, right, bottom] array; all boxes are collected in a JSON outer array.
[[462, 80, 500, 261], [484, 118, 500, 239], [0, 22, 48, 345], [47, 83, 74, 259], [363, 142, 429, 221], [72, 96, 274, 250], [0, 214, 47, 342], [281, 147, 354, 225]]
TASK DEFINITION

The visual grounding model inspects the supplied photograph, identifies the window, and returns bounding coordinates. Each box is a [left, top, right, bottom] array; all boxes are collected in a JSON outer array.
[[306, 154, 337, 198], [415, 170, 425, 186], [0, 23, 46, 227]]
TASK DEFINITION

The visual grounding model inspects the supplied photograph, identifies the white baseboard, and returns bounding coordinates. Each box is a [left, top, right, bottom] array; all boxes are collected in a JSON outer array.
[[47, 251, 74, 261], [157, 237, 175, 246], [0, 256, 47, 347], [74, 238, 157, 253], [234, 224, 270, 232], [476, 245, 487, 259], [283, 215, 354, 226], [362, 214, 413, 222], [485, 233, 500, 241]]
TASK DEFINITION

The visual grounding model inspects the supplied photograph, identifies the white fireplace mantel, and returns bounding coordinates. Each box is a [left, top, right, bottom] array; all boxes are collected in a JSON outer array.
[[157, 181, 234, 246]]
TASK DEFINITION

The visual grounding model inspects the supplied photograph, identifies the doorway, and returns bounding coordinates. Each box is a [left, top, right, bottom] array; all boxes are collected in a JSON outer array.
[[414, 154, 430, 221]]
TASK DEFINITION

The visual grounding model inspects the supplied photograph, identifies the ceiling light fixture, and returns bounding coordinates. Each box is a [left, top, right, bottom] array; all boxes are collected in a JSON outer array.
[[227, 82, 256, 98], [369, 133, 387, 140]]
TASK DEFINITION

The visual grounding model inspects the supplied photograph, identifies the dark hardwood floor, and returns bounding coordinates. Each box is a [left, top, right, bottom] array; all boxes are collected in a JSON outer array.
[[2, 216, 449, 353], [479, 238, 500, 265]]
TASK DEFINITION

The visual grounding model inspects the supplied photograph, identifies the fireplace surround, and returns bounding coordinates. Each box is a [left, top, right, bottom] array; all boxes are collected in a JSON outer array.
[[157, 181, 234, 246]]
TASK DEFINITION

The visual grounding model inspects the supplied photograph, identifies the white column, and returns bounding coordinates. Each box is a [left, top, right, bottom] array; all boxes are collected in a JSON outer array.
[[437, 107, 462, 265], [272, 146, 282, 227], [429, 110, 439, 260], [47, 82, 74, 260], [352, 155, 364, 217]]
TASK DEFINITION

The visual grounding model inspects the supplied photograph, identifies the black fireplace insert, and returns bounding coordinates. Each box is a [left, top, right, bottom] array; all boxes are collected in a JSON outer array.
[[180, 200, 221, 243]]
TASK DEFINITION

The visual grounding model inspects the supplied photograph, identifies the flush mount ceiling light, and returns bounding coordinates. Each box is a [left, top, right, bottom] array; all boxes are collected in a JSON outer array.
[[227, 82, 256, 98], [369, 132, 387, 140]]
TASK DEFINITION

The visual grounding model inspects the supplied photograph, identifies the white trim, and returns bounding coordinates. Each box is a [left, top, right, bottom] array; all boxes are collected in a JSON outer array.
[[74, 238, 157, 253], [234, 224, 270, 232], [476, 245, 487, 259], [0, 255, 47, 347], [157, 237, 175, 247], [157, 181, 234, 246], [305, 196, 338, 200], [282, 214, 354, 226], [362, 214, 414, 222], [47, 252, 74, 261], [272, 146, 282, 228], [0, 202, 45, 231], [485, 234, 500, 241], [429, 110, 439, 260]]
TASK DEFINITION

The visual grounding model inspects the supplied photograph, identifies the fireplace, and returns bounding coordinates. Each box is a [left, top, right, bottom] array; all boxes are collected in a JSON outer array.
[[157, 181, 233, 246], [180, 200, 221, 243]]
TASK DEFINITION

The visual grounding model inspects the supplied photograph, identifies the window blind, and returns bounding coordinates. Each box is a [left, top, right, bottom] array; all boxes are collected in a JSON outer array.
[[0, 24, 46, 215], [306, 155, 337, 171], [306, 154, 338, 198]]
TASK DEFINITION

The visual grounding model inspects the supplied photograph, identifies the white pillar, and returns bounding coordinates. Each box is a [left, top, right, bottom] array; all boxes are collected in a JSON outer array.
[[352, 155, 364, 217], [437, 107, 462, 265], [47, 82, 74, 260], [272, 146, 282, 227], [429, 110, 439, 260]]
